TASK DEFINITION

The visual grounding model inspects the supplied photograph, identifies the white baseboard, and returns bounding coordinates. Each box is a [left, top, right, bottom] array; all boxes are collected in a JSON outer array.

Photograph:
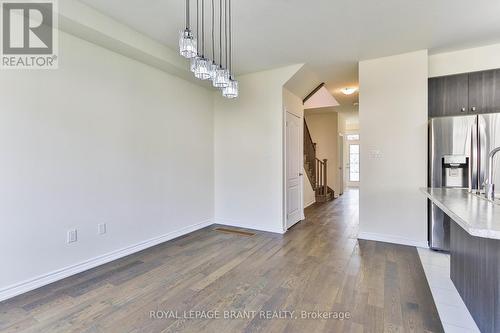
[[358, 231, 428, 248], [0, 219, 213, 302], [304, 200, 316, 209], [214, 218, 286, 234]]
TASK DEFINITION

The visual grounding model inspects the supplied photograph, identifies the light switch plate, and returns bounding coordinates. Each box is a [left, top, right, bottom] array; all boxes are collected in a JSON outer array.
[[67, 229, 77, 243], [369, 150, 383, 159], [98, 223, 107, 235]]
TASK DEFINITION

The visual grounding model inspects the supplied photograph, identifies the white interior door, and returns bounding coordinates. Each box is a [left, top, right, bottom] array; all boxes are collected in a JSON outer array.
[[286, 112, 302, 228]]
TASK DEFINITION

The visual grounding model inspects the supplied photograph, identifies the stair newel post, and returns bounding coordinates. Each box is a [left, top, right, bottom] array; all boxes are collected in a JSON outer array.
[[316, 159, 319, 189], [319, 160, 323, 192], [323, 159, 328, 196], [316, 160, 319, 190]]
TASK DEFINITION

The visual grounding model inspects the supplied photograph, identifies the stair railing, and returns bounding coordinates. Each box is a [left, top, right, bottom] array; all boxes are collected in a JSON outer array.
[[304, 120, 317, 186], [304, 119, 329, 197], [315, 158, 328, 196]]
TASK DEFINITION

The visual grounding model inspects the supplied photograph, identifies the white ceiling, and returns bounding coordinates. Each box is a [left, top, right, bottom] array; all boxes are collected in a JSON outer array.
[[79, 0, 500, 107]]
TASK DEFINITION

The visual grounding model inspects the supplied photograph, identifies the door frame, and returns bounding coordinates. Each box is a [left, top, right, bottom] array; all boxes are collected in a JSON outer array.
[[345, 132, 360, 187], [283, 109, 305, 231], [338, 133, 344, 195]]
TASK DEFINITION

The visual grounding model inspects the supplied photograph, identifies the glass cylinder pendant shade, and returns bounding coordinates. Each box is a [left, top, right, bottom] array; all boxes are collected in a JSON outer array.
[[194, 57, 211, 80], [179, 30, 197, 59], [209, 62, 218, 81], [212, 68, 230, 88], [222, 78, 239, 99], [190, 56, 199, 73]]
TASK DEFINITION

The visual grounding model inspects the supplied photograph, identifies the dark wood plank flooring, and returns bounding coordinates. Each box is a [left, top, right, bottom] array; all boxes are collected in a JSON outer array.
[[0, 189, 443, 332]]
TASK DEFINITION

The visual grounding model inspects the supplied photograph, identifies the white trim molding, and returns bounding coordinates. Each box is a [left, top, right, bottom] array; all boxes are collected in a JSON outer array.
[[214, 218, 286, 235], [304, 199, 316, 209], [0, 219, 213, 302], [358, 231, 428, 248]]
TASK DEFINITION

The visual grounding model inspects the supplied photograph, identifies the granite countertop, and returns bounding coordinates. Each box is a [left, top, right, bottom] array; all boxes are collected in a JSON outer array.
[[421, 188, 500, 240]]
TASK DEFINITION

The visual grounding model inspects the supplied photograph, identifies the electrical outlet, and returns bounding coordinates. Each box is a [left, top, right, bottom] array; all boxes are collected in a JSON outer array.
[[67, 229, 77, 244], [98, 223, 107, 235]]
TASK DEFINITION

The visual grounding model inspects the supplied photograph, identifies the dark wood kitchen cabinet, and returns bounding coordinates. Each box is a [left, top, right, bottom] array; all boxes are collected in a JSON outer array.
[[468, 69, 500, 114], [429, 68, 500, 117], [451, 222, 500, 333], [428, 73, 469, 117]]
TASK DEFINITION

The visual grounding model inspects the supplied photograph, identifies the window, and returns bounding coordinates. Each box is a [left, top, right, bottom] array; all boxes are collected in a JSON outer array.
[[349, 144, 360, 182], [346, 134, 359, 141]]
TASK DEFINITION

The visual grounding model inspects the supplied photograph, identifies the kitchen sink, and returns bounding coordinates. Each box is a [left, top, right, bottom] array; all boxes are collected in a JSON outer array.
[[471, 192, 500, 205]]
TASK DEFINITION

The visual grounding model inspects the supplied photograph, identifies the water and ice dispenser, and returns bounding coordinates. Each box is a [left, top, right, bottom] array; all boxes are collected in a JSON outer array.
[[441, 155, 469, 188]]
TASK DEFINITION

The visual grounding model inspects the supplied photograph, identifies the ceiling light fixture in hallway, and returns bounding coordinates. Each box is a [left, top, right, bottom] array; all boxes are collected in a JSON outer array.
[[341, 87, 358, 95]]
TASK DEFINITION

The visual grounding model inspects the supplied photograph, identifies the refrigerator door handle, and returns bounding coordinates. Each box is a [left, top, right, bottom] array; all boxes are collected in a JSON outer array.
[[471, 115, 481, 194]]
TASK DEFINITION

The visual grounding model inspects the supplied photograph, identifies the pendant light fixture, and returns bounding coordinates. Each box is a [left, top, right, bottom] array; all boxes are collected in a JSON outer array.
[[223, 78, 239, 98], [193, 0, 211, 80], [190, 56, 198, 73], [212, 0, 229, 88], [179, 0, 197, 58], [222, 0, 238, 98], [208, 0, 218, 80], [190, 0, 201, 73], [179, 0, 237, 97]]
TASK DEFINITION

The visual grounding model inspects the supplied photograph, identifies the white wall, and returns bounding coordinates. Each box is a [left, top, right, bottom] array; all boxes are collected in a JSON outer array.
[[304, 111, 340, 195], [283, 88, 304, 119], [303, 174, 316, 208], [346, 121, 359, 132], [358, 50, 428, 247], [429, 43, 500, 77], [0, 32, 214, 299], [214, 65, 301, 234], [58, 0, 192, 83]]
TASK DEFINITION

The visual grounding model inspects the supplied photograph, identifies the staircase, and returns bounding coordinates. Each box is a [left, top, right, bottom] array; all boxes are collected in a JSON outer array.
[[304, 120, 334, 202]]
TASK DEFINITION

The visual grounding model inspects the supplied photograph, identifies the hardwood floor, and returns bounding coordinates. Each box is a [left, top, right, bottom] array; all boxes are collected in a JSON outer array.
[[0, 189, 443, 332]]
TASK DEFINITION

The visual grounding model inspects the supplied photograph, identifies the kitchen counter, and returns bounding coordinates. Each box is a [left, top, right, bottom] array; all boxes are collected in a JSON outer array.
[[421, 187, 500, 240], [423, 188, 500, 333]]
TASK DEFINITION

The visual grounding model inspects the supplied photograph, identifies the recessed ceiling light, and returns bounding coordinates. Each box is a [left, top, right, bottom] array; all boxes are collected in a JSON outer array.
[[341, 87, 358, 95]]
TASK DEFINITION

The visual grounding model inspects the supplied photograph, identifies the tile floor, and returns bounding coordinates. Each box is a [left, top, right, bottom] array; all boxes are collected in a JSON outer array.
[[417, 248, 480, 333]]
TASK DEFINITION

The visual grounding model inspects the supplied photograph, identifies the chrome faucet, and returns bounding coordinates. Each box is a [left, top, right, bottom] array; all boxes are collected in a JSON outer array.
[[485, 147, 500, 200]]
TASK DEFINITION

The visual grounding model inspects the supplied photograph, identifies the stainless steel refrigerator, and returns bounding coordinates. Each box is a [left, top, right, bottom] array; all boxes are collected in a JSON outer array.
[[428, 113, 500, 251]]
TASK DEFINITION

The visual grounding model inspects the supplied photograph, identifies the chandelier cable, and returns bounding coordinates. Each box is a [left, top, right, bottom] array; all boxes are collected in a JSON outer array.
[[196, 0, 200, 55], [201, 0, 205, 57], [185, 0, 190, 30], [228, 0, 232, 76], [219, 0, 222, 68], [224, 0, 228, 69], [211, 0, 215, 62]]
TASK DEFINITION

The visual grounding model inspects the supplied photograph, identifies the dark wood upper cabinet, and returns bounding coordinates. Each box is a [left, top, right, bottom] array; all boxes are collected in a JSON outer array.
[[429, 69, 500, 118], [429, 73, 469, 117], [468, 69, 500, 114]]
